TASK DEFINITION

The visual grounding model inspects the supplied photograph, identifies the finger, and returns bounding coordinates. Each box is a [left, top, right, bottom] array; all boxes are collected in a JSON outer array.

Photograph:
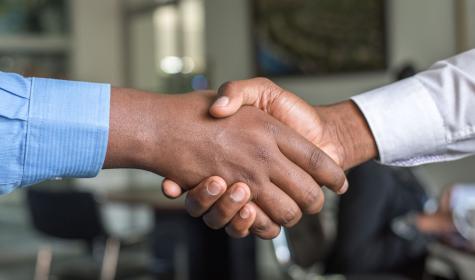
[[270, 155, 326, 214], [252, 180, 303, 228], [275, 124, 348, 194], [203, 182, 251, 229], [185, 176, 227, 217], [225, 203, 257, 238], [250, 202, 281, 239], [210, 78, 280, 117], [161, 178, 184, 199]]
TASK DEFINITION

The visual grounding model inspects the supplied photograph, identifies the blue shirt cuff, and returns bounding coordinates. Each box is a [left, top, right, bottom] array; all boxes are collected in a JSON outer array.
[[21, 78, 110, 186]]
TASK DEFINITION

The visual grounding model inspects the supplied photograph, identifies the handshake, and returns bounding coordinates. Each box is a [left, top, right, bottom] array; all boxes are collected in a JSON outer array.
[[105, 78, 378, 239]]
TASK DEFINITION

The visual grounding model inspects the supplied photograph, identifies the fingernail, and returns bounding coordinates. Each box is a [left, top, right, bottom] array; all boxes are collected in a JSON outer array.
[[207, 181, 222, 196], [214, 96, 230, 107], [230, 186, 246, 202], [240, 207, 250, 219], [338, 179, 349, 195]]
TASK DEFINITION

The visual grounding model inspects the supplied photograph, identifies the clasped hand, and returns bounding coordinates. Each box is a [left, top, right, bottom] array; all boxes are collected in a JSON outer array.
[[161, 78, 353, 239]]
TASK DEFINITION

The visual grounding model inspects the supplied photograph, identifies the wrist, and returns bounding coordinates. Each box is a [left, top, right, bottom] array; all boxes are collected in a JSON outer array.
[[316, 101, 378, 170], [104, 88, 162, 170]]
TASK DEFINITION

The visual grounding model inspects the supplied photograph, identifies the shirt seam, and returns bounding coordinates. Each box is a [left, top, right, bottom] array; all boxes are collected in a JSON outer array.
[[19, 77, 34, 186]]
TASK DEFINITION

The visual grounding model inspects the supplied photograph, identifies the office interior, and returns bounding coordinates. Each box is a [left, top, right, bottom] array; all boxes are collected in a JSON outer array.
[[1, 0, 475, 279]]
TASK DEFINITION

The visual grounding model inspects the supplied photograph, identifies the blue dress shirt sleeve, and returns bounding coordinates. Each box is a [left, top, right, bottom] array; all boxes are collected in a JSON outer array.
[[0, 72, 110, 194]]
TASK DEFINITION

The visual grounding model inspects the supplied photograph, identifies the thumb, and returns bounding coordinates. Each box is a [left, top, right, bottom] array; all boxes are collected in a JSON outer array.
[[209, 78, 271, 118], [161, 178, 184, 199], [209, 95, 242, 118]]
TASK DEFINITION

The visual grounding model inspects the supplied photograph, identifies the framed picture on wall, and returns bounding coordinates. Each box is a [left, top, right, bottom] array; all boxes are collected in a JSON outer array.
[[252, 0, 387, 77]]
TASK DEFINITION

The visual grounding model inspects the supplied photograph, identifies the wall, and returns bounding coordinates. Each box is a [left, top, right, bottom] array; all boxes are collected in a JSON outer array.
[[70, 0, 124, 86]]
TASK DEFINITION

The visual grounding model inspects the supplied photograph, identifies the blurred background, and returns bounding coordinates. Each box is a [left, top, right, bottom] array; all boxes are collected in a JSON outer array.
[[1, 0, 475, 279]]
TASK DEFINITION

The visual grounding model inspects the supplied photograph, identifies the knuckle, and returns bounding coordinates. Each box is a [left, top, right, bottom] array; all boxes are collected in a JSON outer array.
[[219, 81, 238, 95], [254, 77, 281, 111], [255, 77, 271, 84], [238, 170, 256, 187], [253, 220, 280, 239], [254, 145, 272, 164], [248, 178, 273, 203], [263, 121, 280, 136], [262, 226, 281, 240], [308, 149, 323, 170], [258, 77, 284, 98], [280, 206, 302, 227], [302, 186, 321, 213], [249, 185, 259, 202], [253, 218, 271, 235]]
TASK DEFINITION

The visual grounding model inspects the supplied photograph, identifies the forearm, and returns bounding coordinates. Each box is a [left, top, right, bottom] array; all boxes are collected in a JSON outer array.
[[315, 101, 378, 170]]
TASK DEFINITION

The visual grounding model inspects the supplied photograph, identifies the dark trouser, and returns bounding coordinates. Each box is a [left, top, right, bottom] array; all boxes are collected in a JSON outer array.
[[325, 162, 428, 280]]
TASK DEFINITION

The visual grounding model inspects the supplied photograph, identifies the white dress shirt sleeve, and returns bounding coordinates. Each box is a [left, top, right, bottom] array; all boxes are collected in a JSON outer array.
[[351, 49, 475, 166]]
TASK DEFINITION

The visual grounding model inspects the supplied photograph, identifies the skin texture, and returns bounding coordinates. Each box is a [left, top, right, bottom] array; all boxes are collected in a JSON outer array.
[[104, 87, 347, 239], [162, 78, 378, 238]]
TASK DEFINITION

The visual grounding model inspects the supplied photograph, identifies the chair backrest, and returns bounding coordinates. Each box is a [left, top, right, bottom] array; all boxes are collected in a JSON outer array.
[[26, 187, 105, 242]]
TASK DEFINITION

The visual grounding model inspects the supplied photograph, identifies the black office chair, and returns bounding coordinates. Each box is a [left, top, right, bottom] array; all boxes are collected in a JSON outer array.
[[27, 187, 106, 245], [26, 186, 151, 280]]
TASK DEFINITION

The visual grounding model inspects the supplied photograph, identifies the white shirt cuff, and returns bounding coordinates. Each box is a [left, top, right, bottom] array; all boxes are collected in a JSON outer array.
[[351, 78, 446, 166]]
